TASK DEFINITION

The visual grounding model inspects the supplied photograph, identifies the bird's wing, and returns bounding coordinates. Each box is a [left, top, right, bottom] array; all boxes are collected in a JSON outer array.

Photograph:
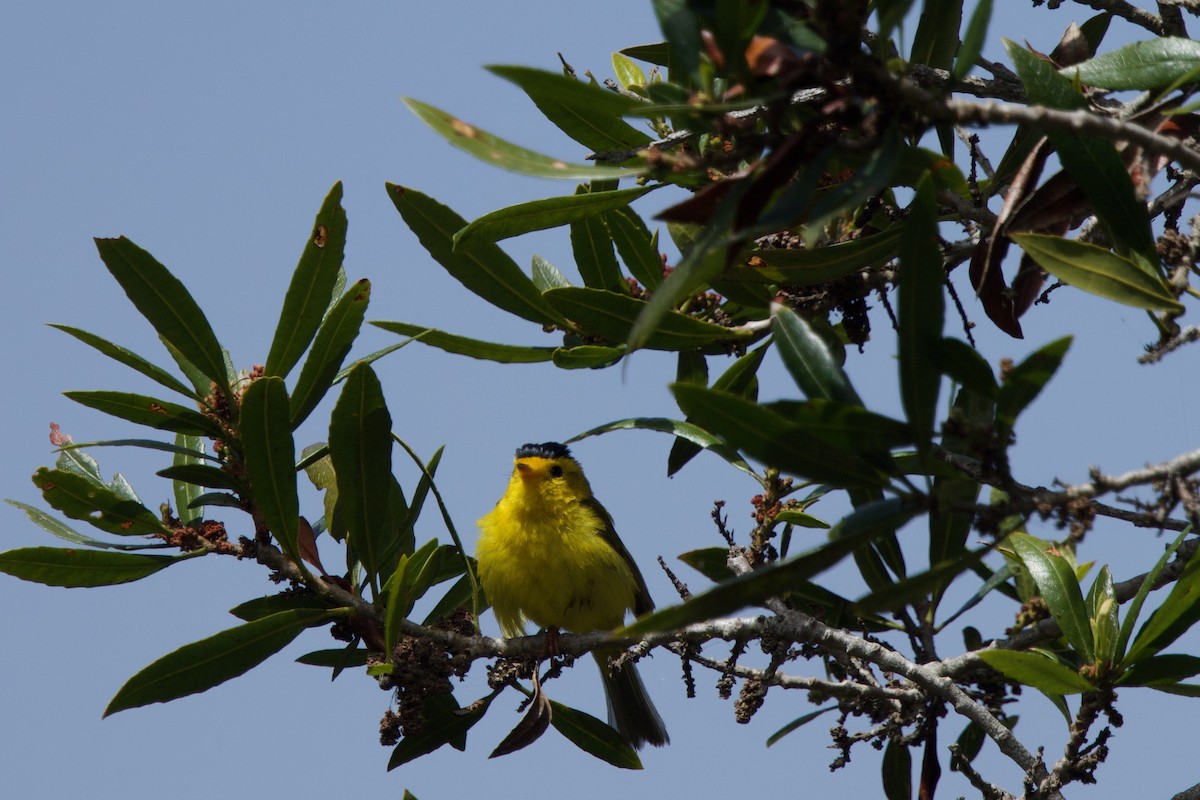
[[580, 495, 656, 617]]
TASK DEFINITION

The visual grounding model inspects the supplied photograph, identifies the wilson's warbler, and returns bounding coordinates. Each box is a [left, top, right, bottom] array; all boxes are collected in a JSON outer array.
[[476, 442, 669, 749]]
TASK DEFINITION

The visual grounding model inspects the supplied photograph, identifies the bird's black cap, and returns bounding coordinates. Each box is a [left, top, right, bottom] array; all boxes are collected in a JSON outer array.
[[515, 442, 572, 460]]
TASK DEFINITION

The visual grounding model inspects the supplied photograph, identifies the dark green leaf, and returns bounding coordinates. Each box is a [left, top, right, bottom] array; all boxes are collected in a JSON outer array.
[[977, 649, 1095, 694], [455, 186, 654, 251], [93, 237, 231, 400], [296, 647, 371, 669], [50, 324, 197, 399], [1119, 654, 1200, 686], [1009, 533, 1093, 662], [5, 499, 169, 551], [384, 538, 441, 655], [1116, 529, 1190, 664], [1063, 37, 1200, 90], [388, 695, 491, 769], [59, 438, 217, 463], [898, 176, 944, 468], [0, 546, 181, 587], [157, 463, 243, 493], [329, 364, 393, 584], [549, 700, 642, 769], [853, 548, 988, 616], [33, 467, 166, 537], [551, 345, 626, 369], [387, 184, 566, 326], [545, 287, 744, 350], [933, 338, 998, 397], [229, 592, 333, 621], [372, 321, 555, 363], [1011, 233, 1183, 314], [1007, 42, 1157, 262], [882, 736, 912, 800], [289, 279, 372, 428], [486, 65, 653, 153], [571, 196, 625, 292], [265, 182, 347, 378], [241, 377, 302, 566], [766, 706, 836, 746], [1125, 543, 1200, 664], [622, 498, 920, 635], [953, 0, 993, 81], [606, 206, 663, 290], [402, 97, 640, 178], [104, 609, 331, 716], [911, 0, 962, 70], [995, 336, 1072, 434], [621, 43, 670, 67], [678, 547, 735, 583], [64, 391, 224, 439], [727, 227, 904, 285], [423, 571, 484, 625], [570, 416, 756, 477], [772, 306, 862, 404]]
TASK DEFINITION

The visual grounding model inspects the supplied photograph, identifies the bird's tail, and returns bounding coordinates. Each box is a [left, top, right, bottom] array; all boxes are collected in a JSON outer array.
[[593, 648, 669, 750]]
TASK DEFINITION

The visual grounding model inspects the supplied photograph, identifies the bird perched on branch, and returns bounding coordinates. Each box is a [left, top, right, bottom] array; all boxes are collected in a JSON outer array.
[[476, 441, 669, 750]]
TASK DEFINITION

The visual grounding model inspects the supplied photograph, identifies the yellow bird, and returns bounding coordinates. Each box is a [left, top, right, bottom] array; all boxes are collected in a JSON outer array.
[[475, 442, 669, 750]]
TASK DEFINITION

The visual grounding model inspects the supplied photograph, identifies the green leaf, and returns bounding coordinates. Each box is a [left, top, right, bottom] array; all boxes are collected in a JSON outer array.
[[545, 287, 744, 350], [612, 52, 648, 90], [240, 377, 302, 566], [0, 546, 182, 587], [678, 547, 736, 583], [57, 438, 217, 463], [571, 197, 625, 292], [727, 227, 904, 285], [1125, 543, 1200, 664], [606, 207, 664, 290], [50, 325, 197, 399], [229, 593, 333, 621], [64, 391, 224, 439], [1116, 529, 1190, 664], [93, 237, 232, 400], [156, 463, 244, 493], [551, 345, 626, 369], [549, 700, 642, 769], [289, 279, 372, 428], [953, 0, 993, 81], [898, 176, 945, 469], [772, 306, 862, 405], [5, 499, 168, 551], [932, 338, 998, 398], [910, 0, 962, 70], [423, 570, 485, 625], [372, 321, 555, 363], [296, 647, 371, 669], [766, 706, 836, 746], [882, 735, 912, 800], [402, 97, 641, 178], [1063, 37, 1200, 90], [1011, 233, 1183, 314], [1087, 566, 1119, 667], [977, 649, 1095, 694], [454, 185, 654, 251], [995, 336, 1072, 434], [329, 364, 393, 585], [1009, 533, 1094, 662], [387, 184, 566, 326], [486, 65, 653, 153], [1119, 654, 1200, 686], [104, 609, 331, 716], [33, 467, 166, 537], [1007, 42, 1157, 262], [532, 254, 572, 290], [388, 694, 491, 769], [571, 416, 756, 477], [171, 433, 207, 525], [384, 538, 441, 654], [852, 548, 989, 616], [621, 497, 920, 635], [265, 182, 347, 378]]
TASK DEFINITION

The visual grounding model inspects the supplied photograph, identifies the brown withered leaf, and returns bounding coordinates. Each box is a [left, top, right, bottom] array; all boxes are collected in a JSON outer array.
[[490, 673, 553, 757]]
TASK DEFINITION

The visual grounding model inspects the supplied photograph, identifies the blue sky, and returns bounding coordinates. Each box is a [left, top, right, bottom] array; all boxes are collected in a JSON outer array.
[[4, 3, 1199, 798]]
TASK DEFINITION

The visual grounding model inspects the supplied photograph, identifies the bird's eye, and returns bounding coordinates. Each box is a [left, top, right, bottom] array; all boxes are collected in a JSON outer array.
[[549, 465, 564, 478]]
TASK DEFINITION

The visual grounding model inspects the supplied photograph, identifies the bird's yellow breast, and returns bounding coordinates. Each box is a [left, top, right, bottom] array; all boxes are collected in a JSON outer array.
[[476, 460, 639, 637]]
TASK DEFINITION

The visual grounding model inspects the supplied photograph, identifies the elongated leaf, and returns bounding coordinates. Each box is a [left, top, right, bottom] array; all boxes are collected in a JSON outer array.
[[157, 463, 244, 493], [1119, 654, 1200, 686], [454, 186, 654, 251], [1009, 533, 1093, 662], [289, 279, 372, 428], [532, 254, 571, 290], [0, 546, 181, 587], [571, 198, 625, 292], [910, 0, 961, 71], [93, 237, 231, 399], [551, 345, 625, 369], [487, 65, 653, 153], [933, 338, 998, 398], [570, 416, 756, 477], [384, 538, 441, 655], [622, 498, 920, 635], [727, 227, 904, 285], [64, 391, 224, 439], [853, 548, 988, 616], [33, 467, 166, 536], [772, 306, 861, 405], [882, 736, 912, 800], [1007, 42, 1156, 262], [995, 336, 1072, 433], [953, 0, 993, 81], [766, 706, 836, 746], [1012, 233, 1182, 313], [388, 184, 565, 326], [672, 385, 887, 487], [229, 592, 333, 621], [1064, 37, 1200, 90], [329, 364, 393, 584], [372, 321, 555, 363], [388, 695, 491, 769], [5, 499, 168, 551], [606, 206, 663, 290], [241, 377, 301, 565], [549, 700, 642, 769], [50, 325, 197, 399], [402, 97, 640, 178], [1125, 544, 1200, 664], [104, 609, 330, 716], [296, 647, 371, 669], [1116, 529, 1190, 664], [977, 649, 1094, 694], [897, 176, 944, 468], [171, 433, 206, 525], [265, 182, 347, 378], [669, 343, 765, 475], [61, 438, 217, 463], [546, 287, 743, 351]]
